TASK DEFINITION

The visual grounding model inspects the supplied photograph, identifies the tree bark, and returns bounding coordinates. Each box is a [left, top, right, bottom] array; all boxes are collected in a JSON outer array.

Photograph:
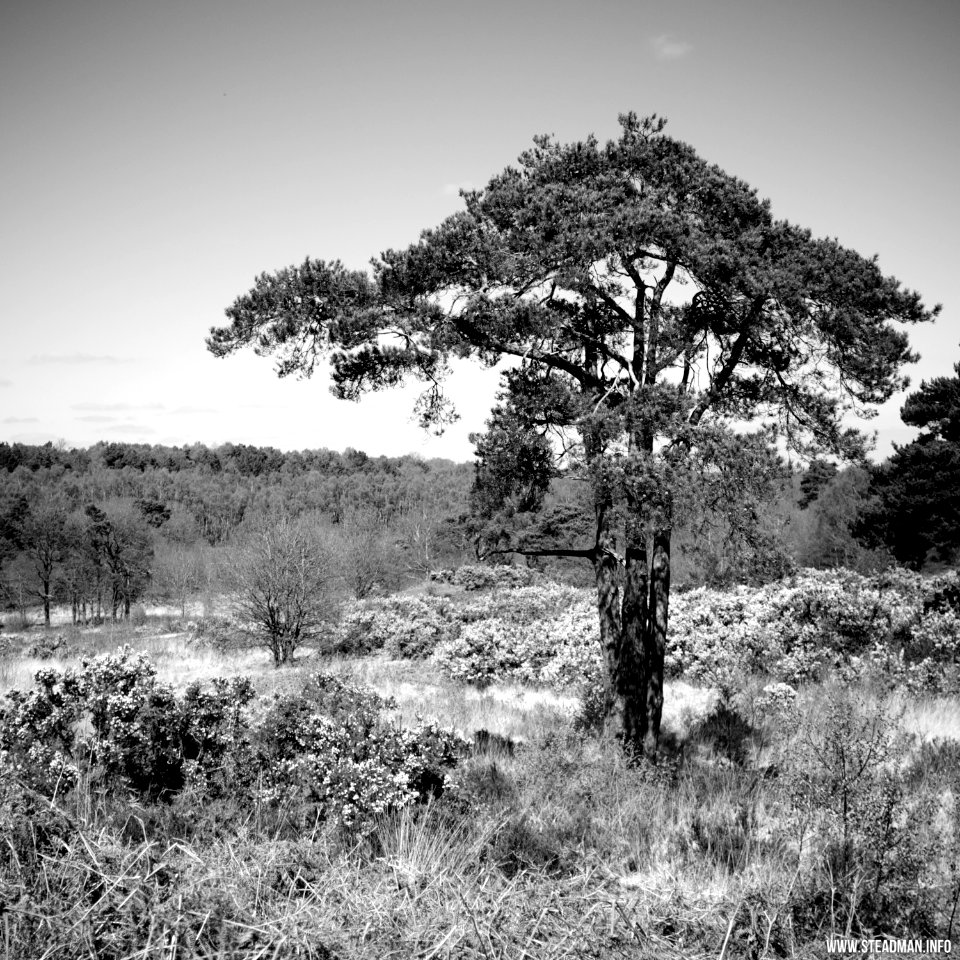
[[593, 504, 623, 728], [616, 534, 648, 754], [642, 529, 671, 758]]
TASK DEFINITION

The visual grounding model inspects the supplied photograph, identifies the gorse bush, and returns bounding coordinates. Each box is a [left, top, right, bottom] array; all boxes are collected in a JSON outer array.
[[0, 648, 254, 800], [333, 594, 455, 657], [0, 647, 468, 832], [429, 564, 541, 591], [432, 584, 598, 689], [249, 670, 470, 830], [669, 568, 960, 692], [414, 568, 960, 694]]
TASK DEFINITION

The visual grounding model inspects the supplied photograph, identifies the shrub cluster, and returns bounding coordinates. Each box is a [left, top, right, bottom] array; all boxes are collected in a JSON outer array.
[[332, 579, 587, 667], [0, 647, 469, 831], [669, 568, 960, 692], [432, 584, 598, 688], [429, 564, 541, 591], [403, 568, 960, 694], [0, 648, 250, 799], [252, 672, 467, 829], [332, 594, 456, 657]]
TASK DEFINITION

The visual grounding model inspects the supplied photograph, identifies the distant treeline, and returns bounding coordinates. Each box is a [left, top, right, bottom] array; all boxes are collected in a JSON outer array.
[[0, 440, 442, 479], [1, 438, 939, 625], [0, 441, 481, 623]]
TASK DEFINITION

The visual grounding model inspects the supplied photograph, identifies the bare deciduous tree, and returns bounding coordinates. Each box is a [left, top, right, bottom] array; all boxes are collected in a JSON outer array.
[[334, 508, 395, 599], [153, 541, 207, 618], [228, 514, 338, 666]]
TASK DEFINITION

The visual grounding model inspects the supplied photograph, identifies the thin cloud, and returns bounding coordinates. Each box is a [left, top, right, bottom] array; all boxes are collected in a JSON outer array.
[[28, 353, 135, 366], [652, 34, 693, 61], [441, 181, 476, 197], [2, 417, 38, 424], [76, 415, 119, 423], [72, 401, 165, 412], [170, 405, 217, 415], [0, 380, 11, 387], [104, 423, 156, 436]]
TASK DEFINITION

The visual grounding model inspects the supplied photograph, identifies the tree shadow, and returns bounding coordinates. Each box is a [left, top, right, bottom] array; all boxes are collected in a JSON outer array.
[[683, 701, 761, 767]]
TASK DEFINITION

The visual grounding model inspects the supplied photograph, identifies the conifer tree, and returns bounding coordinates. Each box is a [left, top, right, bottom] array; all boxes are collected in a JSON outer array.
[[209, 114, 936, 756]]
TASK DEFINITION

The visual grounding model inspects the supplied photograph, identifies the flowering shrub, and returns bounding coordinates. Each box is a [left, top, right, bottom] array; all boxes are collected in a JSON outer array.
[[0, 652, 468, 834], [189, 615, 241, 651], [254, 673, 469, 830], [432, 586, 599, 689], [457, 582, 584, 625], [0, 648, 254, 799], [424, 568, 960, 693], [430, 564, 541, 591], [755, 682, 799, 718], [0, 663, 86, 793], [333, 595, 454, 658], [668, 569, 960, 690], [177, 677, 256, 795]]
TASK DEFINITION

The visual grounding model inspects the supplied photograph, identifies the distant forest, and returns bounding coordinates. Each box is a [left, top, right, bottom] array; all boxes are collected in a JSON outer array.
[[0, 441, 479, 623], [0, 439, 472, 540], [0, 438, 910, 627]]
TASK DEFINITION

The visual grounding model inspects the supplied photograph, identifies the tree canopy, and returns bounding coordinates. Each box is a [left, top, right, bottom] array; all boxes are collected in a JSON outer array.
[[855, 355, 960, 569], [208, 113, 937, 756]]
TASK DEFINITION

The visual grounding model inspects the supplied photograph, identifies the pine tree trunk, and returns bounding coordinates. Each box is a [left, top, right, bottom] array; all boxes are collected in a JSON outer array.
[[618, 538, 649, 754], [593, 506, 622, 726], [596, 527, 672, 760], [594, 509, 653, 756], [642, 529, 671, 759]]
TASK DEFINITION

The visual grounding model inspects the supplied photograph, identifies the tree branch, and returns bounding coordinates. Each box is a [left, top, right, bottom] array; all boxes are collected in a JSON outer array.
[[478, 545, 596, 561], [451, 313, 604, 389], [688, 295, 767, 425], [645, 260, 676, 385]]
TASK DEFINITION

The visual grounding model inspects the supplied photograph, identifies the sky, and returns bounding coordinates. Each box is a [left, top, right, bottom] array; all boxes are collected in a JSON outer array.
[[1, 0, 958, 462]]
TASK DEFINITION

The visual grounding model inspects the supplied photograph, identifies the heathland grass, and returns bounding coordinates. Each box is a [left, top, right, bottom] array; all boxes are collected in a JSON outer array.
[[2, 612, 959, 958]]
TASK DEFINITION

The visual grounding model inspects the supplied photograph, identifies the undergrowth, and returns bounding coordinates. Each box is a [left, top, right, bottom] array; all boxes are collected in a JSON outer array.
[[1, 581, 959, 957]]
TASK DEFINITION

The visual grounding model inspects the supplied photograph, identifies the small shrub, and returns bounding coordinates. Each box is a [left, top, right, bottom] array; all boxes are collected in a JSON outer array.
[[487, 813, 567, 876], [445, 564, 540, 591], [190, 615, 241, 651], [784, 694, 941, 937], [333, 595, 454, 658], [28, 632, 71, 659], [255, 680, 469, 831], [687, 701, 759, 766], [573, 676, 608, 734]]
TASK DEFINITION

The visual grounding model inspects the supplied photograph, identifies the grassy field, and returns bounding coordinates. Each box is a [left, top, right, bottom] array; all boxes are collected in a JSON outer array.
[[2, 605, 959, 959]]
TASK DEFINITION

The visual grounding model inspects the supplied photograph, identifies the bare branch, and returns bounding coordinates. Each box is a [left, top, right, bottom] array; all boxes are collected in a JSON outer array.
[[478, 545, 596, 561]]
